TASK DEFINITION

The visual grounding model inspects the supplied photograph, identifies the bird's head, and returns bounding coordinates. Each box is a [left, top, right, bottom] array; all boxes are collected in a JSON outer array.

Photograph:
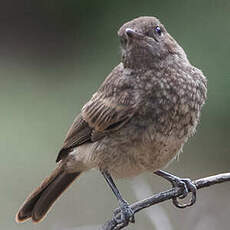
[[118, 16, 187, 69]]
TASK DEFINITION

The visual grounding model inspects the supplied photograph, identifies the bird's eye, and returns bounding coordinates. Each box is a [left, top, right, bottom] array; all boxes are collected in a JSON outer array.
[[154, 26, 162, 36]]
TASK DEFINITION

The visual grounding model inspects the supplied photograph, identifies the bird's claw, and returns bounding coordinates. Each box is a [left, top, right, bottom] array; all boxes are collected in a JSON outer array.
[[112, 200, 135, 229], [171, 177, 197, 208]]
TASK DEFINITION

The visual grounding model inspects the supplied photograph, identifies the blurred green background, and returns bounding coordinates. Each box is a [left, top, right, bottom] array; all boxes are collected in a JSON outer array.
[[1, 0, 230, 229]]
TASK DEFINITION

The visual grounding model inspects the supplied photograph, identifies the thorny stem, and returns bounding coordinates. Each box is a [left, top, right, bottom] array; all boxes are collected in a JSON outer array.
[[100, 172, 230, 230]]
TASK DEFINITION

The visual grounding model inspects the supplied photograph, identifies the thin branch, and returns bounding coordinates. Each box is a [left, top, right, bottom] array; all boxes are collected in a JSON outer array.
[[100, 172, 230, 230]]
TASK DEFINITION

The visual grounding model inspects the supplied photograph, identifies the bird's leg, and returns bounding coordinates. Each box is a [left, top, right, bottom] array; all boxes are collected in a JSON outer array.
[[101, 171, 135, 226], [154, 170, 197, 208]]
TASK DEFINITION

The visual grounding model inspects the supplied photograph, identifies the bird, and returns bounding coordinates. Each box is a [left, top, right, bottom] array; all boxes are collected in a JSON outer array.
[[16, 16, 207, 225]]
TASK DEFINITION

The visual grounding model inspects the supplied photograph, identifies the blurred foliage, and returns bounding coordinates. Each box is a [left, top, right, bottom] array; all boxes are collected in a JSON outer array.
[[0, 0, 230, 229]]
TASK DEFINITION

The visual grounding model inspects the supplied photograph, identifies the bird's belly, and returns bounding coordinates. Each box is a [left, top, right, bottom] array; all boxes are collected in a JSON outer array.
[[93, 133, 184, 179]]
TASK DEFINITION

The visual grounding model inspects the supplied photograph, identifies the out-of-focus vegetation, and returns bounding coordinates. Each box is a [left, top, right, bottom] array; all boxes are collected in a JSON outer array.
[[1, 1, 230, 229]]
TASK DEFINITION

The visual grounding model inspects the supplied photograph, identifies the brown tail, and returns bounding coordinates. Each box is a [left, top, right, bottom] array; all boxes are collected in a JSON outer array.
[[16, 165, 81, 223]]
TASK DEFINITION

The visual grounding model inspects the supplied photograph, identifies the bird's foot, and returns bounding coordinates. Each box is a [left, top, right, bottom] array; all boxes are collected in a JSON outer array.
[[113, 200, 135, 229], [170, 176, 197, 208]]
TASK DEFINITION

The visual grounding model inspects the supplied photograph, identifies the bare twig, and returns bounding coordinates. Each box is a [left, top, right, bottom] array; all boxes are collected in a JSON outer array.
[[100, 172, 230, 230], [131, 177, 173, 230]]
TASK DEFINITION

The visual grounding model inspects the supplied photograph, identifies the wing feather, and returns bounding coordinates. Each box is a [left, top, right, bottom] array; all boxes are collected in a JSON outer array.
[[82, 93, 135, 132], [56, 64, 137, 162]]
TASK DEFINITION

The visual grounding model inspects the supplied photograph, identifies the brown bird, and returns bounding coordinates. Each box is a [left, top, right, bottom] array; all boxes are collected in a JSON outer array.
[[16, 16, 207, 225]]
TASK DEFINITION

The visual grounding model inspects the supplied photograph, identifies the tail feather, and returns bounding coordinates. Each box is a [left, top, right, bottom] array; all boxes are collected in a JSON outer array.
[[32, 172, 80, 222], [16, 165, 81, 223]]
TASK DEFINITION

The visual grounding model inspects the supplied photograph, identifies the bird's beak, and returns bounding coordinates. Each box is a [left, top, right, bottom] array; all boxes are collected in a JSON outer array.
[[125, 28, 143, 40]]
